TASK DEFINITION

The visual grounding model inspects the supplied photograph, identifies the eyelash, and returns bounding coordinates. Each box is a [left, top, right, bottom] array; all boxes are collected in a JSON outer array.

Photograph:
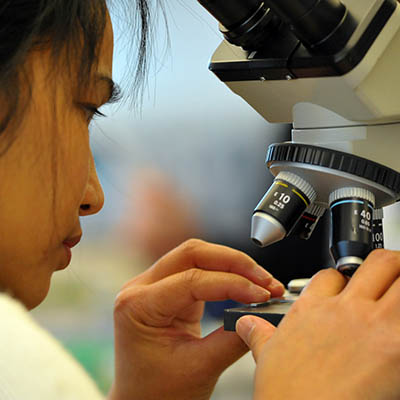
[[84, 105, 107, 122], [109, 84, 123, 104], [79, 83, 123, 123], [81, 104, 107, 123]]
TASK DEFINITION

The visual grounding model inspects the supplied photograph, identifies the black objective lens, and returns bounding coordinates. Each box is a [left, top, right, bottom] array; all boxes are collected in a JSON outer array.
[[251, 171, 316, 247], [198, 0, 280, 50], [290, 203, 326, 240], [263, 0, 357, 54], [329, 188, 375, 276]]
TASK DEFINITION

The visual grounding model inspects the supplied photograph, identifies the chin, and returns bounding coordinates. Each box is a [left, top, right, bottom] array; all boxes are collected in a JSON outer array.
[[17, 275, 52, 310]]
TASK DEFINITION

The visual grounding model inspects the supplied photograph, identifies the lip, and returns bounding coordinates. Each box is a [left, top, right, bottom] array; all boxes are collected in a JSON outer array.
[[63, 235, 82, 249], [59, 245, 72, 270], [57, 235, 82, 270]]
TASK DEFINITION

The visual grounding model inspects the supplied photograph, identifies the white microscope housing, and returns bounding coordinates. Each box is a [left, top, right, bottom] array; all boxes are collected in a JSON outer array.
[[199, 0, 400, 275]]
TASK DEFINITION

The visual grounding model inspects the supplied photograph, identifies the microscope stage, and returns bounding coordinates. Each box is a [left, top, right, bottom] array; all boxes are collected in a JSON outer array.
[[224, 296, 299, 331]]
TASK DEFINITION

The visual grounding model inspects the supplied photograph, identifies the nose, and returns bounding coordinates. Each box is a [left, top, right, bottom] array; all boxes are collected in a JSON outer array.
[[79, 154, 105, 216]]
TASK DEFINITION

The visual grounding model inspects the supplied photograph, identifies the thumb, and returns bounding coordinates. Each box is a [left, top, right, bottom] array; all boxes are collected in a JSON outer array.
[[236, 316, 275, 363]]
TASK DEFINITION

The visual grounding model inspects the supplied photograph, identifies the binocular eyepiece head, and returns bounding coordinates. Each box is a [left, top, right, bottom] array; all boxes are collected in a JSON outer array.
[[198, 0, 356, 54]]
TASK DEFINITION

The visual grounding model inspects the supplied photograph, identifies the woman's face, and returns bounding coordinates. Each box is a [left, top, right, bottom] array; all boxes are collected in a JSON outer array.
[[0, 14, 114, 309]]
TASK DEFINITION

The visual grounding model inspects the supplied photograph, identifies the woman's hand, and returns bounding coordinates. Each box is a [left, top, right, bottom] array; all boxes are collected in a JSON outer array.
[[237, 249, 400, 400], [108, 239, 285, 400]]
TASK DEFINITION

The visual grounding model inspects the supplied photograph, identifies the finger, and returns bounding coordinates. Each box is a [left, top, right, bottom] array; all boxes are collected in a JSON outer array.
[[341, 250, 400, 300], [301, 268, 348, 298], [194, 326, 250, 374], [131, 269, 271, 327], [379, 274, 400, 310], [235, 316, 275, 363], [127, 239, 285, 294]]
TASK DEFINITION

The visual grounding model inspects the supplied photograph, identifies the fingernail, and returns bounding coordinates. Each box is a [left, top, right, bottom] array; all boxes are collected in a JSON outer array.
[[251, 285, 271, 301], [269, 280, 285, 290], [236, 317, 256, 346]]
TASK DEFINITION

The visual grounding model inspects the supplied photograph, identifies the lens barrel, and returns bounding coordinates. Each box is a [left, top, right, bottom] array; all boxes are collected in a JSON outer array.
[[329, 188, 375, 276], [372, 208, 384, 249], [290, 203, 326, 240], [251, 171, 316, 247]]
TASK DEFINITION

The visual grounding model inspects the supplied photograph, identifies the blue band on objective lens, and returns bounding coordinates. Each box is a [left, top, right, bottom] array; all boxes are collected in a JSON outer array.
[[331, 199, 374, 210]]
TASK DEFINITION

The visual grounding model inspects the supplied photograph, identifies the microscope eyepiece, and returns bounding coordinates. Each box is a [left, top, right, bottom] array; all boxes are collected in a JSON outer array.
[[198, 0, 280, 50], [263, 0, 357, 54], [198, 0, 262, 29], [251, 171, 316, 247], [329, 188, 375, 276], [199, 0, 357, 54]]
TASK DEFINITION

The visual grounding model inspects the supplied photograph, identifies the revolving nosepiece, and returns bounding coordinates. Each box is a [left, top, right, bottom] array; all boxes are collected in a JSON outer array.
[[251, 171, 316, 247]]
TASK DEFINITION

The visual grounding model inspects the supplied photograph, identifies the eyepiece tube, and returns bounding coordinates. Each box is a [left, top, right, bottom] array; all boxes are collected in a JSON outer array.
[[264, 0, 319, 23], [198, 0, 280, 50], [198, 0, 262, 30], [263, 0, 357, 53]]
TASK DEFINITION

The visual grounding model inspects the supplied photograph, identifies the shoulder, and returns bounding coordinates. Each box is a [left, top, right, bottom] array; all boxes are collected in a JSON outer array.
[[0, 293, 105, 400]]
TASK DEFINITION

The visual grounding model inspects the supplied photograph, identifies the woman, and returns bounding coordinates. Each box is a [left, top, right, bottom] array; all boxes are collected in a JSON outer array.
[[0, 2, 283, 399], [2, 1, 400, 400]]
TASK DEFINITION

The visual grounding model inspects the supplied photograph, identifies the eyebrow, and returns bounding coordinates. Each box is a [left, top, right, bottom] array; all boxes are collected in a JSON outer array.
[[95, 74, 123, 105]]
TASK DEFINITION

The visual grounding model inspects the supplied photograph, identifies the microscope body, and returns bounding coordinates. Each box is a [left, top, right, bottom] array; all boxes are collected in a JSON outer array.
[[196, 0, 400, 327], [199, 0, 400, 273], [210, 0, 400, 202]]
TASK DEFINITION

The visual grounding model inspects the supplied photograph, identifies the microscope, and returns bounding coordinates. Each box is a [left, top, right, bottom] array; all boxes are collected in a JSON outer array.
[[196, 0, 400, 329]]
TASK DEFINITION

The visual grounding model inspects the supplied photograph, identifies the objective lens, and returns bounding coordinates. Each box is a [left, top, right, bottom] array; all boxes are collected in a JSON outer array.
[[372, 208, 384, 249], [290, 203, 326, 240], [251, 171, 316, 247], [329, 188, 375, 276]]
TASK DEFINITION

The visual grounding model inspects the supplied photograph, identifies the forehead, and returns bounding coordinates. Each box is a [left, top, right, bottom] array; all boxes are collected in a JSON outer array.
[[98, 11, 114, 76]]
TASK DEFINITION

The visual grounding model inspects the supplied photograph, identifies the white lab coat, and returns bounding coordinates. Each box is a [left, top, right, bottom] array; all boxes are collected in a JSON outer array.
[[0, 293, 104, 400]]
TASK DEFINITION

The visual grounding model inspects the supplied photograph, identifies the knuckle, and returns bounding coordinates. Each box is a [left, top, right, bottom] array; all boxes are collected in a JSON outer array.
[[182, 268, 204, 286], [303, 268, 343, 294], [289, 295, 313, 315], [179, 238, 205, 256], [113, 287, 144, 317], [364, 249, 400, 271], [236, 250, 255, 266], [312, 268, 333, 280], [368, 249, 400, 268]]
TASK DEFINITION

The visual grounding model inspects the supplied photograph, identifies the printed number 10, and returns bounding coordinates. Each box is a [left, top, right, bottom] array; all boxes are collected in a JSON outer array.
[[279, 193, 291, 204]]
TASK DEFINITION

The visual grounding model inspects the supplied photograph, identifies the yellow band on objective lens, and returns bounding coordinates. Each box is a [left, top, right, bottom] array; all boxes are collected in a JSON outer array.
[[292, 189, 309, 207], [275, 181, 288, 188]]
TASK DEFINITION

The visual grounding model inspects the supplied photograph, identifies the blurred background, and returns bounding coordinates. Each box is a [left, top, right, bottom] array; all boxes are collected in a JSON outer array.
[[31, 1, 400, 398]]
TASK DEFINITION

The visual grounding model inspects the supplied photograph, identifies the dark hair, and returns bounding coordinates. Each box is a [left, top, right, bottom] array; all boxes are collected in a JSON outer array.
[[0, 0, 151, 139]]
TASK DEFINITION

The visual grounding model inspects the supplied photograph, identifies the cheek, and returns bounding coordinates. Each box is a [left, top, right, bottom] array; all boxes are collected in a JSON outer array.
[[57, 118, 91, 215]]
